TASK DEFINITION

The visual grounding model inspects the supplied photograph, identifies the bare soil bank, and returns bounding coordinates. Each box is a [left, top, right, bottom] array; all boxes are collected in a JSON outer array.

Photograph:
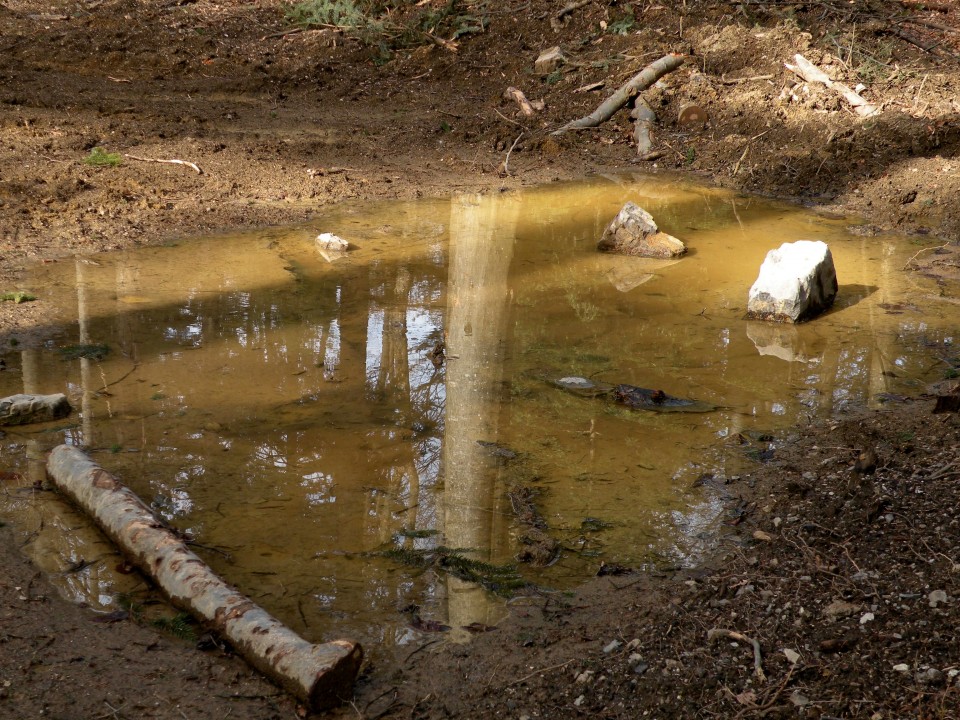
[[2, 0, 960, 717]]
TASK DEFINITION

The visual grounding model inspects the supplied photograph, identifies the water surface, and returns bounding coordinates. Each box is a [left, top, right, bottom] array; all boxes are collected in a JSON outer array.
[[0, 175, 953, 657]]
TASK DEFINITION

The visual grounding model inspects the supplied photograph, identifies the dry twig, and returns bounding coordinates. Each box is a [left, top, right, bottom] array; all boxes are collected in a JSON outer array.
[[124, 154, 203, 175], [707, 628, 765, 682], [552, 53, 685, 134], [903, 243, 948, 270], [499, 133, 523, 176], [552, 0, 593, 30]]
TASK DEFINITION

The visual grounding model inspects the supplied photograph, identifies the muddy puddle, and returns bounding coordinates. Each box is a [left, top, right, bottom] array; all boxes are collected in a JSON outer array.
[[0, 174, 954, 658]]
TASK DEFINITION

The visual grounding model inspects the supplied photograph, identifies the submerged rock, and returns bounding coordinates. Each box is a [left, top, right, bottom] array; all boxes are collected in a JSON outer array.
[[552, 376, 614, 398], [747, 240, 838, 323], [613, 384, 717, 413], [0, 393, 72, 426], [550, 376, 716, 413], [315, 232, 351, 262], [598, 202, 687, 258]]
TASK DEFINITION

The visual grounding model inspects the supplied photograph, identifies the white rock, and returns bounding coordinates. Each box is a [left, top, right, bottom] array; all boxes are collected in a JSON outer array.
[[860, 612, 875, 624], [782, 648, 801, 665], [928, 589, 949, 607], [315, 232, 349, 251], [602, 639, 622, 654], [315, 233, 351, 262], [893, 663, 910, 672], [747, 240, 838, 323]]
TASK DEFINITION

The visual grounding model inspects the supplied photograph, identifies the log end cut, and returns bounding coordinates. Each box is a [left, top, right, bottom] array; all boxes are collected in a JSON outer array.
[[305, 640, 364, 711]]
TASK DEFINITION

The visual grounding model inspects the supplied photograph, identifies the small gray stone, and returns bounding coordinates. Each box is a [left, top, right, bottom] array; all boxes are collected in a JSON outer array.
[[917, 668, 945, 686], [602, 640, 622, 654], [575, 670, 594, 684]]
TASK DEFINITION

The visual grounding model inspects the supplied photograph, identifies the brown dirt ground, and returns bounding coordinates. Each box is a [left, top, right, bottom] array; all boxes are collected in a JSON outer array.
[[2, 0, 960, 717]]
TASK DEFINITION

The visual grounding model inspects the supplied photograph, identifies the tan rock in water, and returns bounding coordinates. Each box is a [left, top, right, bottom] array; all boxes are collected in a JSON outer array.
[[598, 202, 687, 258]]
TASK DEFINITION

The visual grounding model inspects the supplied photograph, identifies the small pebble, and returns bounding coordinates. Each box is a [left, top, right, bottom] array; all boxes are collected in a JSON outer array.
[[917, 668, 945, 686], [602, 640, 622, 654]]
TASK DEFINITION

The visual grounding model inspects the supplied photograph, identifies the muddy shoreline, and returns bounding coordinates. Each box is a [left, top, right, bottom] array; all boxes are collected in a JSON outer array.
[[3, 0, 960, 716]]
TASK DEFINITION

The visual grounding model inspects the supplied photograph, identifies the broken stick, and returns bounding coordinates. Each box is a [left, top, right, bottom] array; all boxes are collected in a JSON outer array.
[[707, 628, 765, 682], [785, 54, 879, 118], [504, 87, 538, 117], [630, 97, 656, 156], [46, 445, 362, 711], [552, 0, 593, 29], [124, 153, 204, 174], [552, 53, 685, 135]]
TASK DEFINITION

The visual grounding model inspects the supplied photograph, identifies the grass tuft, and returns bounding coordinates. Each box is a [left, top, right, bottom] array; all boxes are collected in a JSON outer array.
[[84, 147, 122, 167], [58, 343, 110, 361], [379, 544, 527, 597]]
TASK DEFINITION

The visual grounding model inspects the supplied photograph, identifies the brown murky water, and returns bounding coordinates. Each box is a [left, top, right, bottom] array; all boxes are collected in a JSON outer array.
[[0, 175, 954, 657]]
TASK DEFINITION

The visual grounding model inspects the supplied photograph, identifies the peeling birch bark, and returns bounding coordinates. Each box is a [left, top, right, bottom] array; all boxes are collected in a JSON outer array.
[[46, 444, 362, 711], [552, 53, 685, 135]]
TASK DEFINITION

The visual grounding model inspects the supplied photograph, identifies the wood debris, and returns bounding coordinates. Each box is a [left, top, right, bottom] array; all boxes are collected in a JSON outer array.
[[503, 87, 540, 116], [785, 54, 879, 118], [552, 53, 685, 151]]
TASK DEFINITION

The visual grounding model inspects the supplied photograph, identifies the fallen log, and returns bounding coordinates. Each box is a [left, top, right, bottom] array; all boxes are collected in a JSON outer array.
[[46, 445, 362, 711], [0, 393, 72, 426], [552, 53, 685, 135]]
